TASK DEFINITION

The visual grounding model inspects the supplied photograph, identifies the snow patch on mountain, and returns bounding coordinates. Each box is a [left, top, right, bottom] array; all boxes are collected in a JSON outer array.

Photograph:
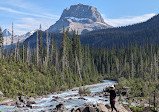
[[65, 17, 90, 21], [48, 4, 113, 34], [2, 29, 36, 46]]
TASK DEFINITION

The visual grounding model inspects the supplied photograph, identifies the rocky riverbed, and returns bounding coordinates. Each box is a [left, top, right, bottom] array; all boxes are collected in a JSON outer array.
[[0, 80, 130, 112]]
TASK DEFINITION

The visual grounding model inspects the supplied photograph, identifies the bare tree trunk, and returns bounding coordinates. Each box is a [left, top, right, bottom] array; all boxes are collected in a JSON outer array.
[[36, 31, 39, 65], [16, 40, 19, 61], [75, 51, 82, 80], [51, 36, 54, 65], [46, 30, 49, 66], [131, 53, 134, 78], [15, 45, 17, 59], [23, 42, 25, 63], [154, 54, 157, 81], [5, 36, 8, 57], [26, 43, 31, 64], [150, 62, 153, 81], [55, 47, 59, 72], [11, 23, 14, 56]]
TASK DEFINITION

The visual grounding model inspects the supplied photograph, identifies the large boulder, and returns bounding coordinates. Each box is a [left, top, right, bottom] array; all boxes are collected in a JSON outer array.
[[71, 104, 108, 112], [27, 101, 36, 105], [28, 97, 35, 101], [19, 96, 27, 104], [52, 97, 64, 102], [51, 103, 70, 112], [96, 103, 108, 112], [105, 102, 131, 112]]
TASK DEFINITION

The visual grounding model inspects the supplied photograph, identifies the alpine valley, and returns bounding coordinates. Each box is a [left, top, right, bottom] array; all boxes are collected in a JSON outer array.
[[0, 3, 159, 112]]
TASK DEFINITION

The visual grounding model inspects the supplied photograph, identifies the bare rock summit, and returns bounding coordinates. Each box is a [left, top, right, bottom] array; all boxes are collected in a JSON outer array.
[[48, 4, 112, 34]]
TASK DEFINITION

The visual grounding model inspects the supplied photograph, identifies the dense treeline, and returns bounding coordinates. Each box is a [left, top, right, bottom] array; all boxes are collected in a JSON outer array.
[[80, 14, 159, 48], [93, 43, 159, 81], [0, 25, 159, 110], [93, 44, 159, 111], [0, 26, 101, 98]]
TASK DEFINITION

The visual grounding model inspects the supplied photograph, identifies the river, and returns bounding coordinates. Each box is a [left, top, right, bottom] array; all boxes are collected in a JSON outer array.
[[0, 80, 116, 112]]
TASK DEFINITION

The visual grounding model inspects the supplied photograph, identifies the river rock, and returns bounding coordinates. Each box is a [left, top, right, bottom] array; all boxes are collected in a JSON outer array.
[[71, 103, 110, 112], [19, 96, 27, 104], [96, 103, 108, 112], [28, 97, 35, 101], [105, 102, 130, 112], [6, 101, 16, 106], [16, 100, 22, 106], [27, 101, 36, 105], [78, 97, 87, 100], [52, 97, 64, 102], [99, 99, 108, 102], [26, 104, 41, 109], [51, 103, 69, 112]]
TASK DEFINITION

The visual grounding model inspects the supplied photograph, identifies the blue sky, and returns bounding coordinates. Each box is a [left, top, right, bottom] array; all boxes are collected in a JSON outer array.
[[0, 0, 158, 35]]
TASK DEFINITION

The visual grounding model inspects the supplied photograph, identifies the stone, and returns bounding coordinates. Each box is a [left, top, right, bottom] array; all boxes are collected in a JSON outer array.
[[28, 97, 35, 101], [27, 101, 36, 105], [52, 97, 64, 102], [106, 102, 130, 112], [78, 97, 87, 100], [97, 103, 108, 112], [19, 96, 27, 104], [56, 104, 66, 110], [16, 100, 22, 106]]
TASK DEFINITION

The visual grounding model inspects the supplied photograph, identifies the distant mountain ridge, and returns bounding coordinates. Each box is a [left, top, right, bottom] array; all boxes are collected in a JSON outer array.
[[80, 14, 159, 47], [24, 14, 159, 49], [2, 29, 12, 37], [2, 29, 36, 46], [48, 4, 112, 34]]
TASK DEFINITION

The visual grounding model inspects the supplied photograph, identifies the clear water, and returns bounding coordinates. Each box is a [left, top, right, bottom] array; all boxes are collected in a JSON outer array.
[[0, 80, 116, 112]]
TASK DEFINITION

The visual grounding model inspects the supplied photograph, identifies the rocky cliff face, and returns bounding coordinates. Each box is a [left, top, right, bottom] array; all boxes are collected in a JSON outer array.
[[48, 4, 112, 34]]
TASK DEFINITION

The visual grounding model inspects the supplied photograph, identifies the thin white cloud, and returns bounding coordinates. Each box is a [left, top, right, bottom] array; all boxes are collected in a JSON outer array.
[[0, 0, 38, 10], [0, 6, 22, 14], [0, 6, 59, 35], [103, 13, 156, 27], [0, 6, 59, 19], [14, 17, 55, 35]]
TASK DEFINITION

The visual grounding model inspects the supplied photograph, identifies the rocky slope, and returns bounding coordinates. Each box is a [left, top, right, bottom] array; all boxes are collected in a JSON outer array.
[[45, 102, 131, 112], [48, 4, 112, 34]]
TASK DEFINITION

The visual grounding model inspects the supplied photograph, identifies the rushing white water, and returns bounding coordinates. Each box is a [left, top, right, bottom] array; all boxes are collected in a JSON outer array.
[[0, 80, 116, 112]]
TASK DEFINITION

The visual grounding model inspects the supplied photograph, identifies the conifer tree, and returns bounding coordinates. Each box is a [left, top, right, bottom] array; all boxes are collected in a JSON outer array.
[[46, 30, 49, 66], [23, 42, 25, 63], [36, 31, 39, 65], [0, 27, 3, 59], [51, 34, 54, 66], [15, 39, 20, 61], [11, 23, 14, 56], [55, 41, 59, 72], [26, 43, 31, 64], [39, 24, 43, 67], [61, 26, 68, 78]]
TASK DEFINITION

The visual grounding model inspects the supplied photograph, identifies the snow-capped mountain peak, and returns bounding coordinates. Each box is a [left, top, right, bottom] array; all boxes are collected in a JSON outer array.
[[48, 4, 112, 34], [2, 29, 12, 37], [2, 29, 36, 46]]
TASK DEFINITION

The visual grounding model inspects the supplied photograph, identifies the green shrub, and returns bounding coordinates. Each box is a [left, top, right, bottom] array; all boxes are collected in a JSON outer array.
[[130, 106, 143, 112], [79, 87, 91, 94]]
